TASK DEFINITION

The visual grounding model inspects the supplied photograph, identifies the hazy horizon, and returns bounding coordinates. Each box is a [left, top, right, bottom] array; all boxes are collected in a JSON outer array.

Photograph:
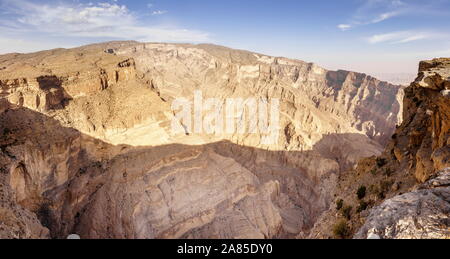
[[1, 0, 449, 82]]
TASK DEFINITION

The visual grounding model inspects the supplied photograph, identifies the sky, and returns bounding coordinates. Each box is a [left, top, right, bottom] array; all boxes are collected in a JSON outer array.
[[0, 0, 450, 78]]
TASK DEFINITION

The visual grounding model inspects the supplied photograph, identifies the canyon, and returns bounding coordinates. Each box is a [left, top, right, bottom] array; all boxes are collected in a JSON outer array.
[[0, 42, 447, 239]]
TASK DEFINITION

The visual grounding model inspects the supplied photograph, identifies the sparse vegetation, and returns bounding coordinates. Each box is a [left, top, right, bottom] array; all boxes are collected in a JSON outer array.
[[341, 205, 352, 220], [380, 180, 393, 192], [2, 128, 11, 136], [357, 186, 366, 200], [78, 167, 87, 176], [375, 180, 394, 199], [384, 168, 393, 177], [376, 158, 387, 168], [336, 199, 344, 211], [357, 200, 369, 213], [333, 220, 350, 239], [368, 184, 378, 194]]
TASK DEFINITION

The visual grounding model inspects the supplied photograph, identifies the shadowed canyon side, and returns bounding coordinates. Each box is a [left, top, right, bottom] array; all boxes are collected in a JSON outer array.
[[0, 41, 427, 239], [0, 103, 365, 238]]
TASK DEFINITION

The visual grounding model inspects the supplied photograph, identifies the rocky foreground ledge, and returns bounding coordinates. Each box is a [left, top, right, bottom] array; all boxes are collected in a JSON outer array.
[[355, 168, 450, 239]]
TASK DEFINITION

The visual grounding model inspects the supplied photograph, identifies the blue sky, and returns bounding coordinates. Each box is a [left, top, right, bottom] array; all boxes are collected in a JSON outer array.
[[0, 0, 450, 76]]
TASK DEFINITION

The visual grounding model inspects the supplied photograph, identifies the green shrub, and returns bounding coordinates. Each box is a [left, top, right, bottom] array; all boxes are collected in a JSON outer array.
[[380, 180, 393, 192], [357, 186, 367, 200], [341, 205, 352, 220], [376, 180, 393, 199], [336, 199, 344, 211], [2, 128, 11, 135], [357, 201, 369, 213], [376, 158, 387, 168], [333, 220, 350, 239]]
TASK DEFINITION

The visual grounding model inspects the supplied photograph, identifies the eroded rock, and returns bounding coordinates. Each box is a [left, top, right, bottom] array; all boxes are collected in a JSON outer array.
[[354, 168, 450, 239]]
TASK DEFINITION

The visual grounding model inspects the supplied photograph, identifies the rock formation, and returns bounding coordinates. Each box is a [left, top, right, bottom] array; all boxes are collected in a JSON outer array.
[[309, 58, 450, 239], [355, 168, 450, 239], [0, 41, 426, 239]]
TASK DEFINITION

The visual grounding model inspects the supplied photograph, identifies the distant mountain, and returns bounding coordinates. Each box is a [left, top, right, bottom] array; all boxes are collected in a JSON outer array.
[[372, 72, 417, 85]]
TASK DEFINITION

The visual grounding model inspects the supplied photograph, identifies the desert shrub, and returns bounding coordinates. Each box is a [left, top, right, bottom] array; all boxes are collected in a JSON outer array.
[[78, 167, 87, 175], [380, 180, 393, 192], [341, 205, 352, 220], [376, 158, 387, 168], [357, 201, 369, 213], [333, 220, 350, 239], [336, 199, 344, 211], [384, 168, 393, 177], [376, 180, 394, 199], [357, 186, 366, 200], [370, 169, 377, 175], [92, 161, 102, 168], [2, 128, 11, 136]]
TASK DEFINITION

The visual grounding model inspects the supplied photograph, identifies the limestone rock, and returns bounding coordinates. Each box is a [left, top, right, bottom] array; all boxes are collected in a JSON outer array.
[[391, 58, 450, 182], [354, 168, 450, 239]]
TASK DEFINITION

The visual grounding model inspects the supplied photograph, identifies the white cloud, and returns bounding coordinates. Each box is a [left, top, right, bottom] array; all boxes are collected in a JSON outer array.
[[337, 0, 405, 31], [0, 37, 73, 53], [152, 10, 168, 15], [337, 24, 351, 31], [0, 0, 210, 46], [367, 31, 435, 44], [371, 11, 399, 23]]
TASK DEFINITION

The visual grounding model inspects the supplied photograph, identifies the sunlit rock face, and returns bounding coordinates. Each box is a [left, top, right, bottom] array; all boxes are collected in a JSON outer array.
[[389, 58, 450, 183], [0, 42, 403, 239], [308, 58, 450, 239], [355, 168, 450, 239], [115, 43, 402, 149], [354, 59, 450, 239]]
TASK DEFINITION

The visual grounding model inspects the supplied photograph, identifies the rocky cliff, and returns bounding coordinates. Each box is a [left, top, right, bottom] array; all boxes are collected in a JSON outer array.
[[309, 58, 450, 239], [0, 42, 408, 239]]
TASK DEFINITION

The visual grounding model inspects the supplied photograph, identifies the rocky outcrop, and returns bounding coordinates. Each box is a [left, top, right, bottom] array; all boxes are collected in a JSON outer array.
[[308, 58, 450, 239], [0, 166, 50, 239], [390, 58, 450, 183], [355, 168, 450, 239], [0, 44, 137, 112], [352, 58, 450, 239]]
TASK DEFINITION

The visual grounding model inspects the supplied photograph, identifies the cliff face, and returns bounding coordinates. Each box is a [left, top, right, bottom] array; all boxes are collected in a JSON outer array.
[[0, 42, 405, 239], [309, 58, 450, 239], [394, 59, 450, 183], [116, 43, 402, 148]]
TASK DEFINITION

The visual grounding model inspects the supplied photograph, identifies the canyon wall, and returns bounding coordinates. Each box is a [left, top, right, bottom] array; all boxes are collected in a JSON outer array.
[[0, 42, 405, 239]]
